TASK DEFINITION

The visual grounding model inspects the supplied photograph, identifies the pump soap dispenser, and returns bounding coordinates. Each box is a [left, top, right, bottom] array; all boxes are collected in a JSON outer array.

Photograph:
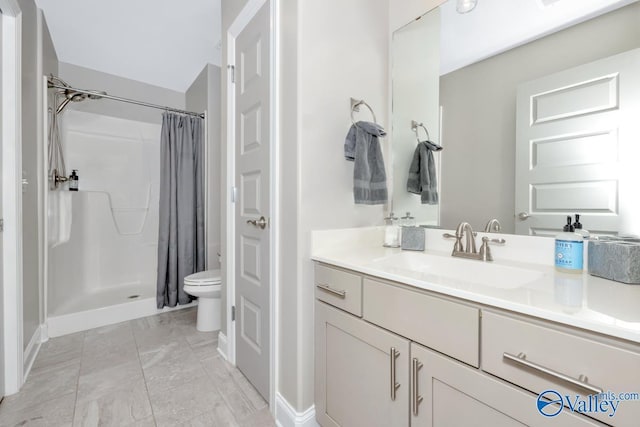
[[555, 216, 583, 273], [573, 214, 590, 239], [383, 212, 400, 248]]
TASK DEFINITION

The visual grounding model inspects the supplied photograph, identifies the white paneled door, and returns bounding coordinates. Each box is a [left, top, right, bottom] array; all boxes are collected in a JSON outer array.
[[234, 1, 271, 401], [515, 48, 640, 236]]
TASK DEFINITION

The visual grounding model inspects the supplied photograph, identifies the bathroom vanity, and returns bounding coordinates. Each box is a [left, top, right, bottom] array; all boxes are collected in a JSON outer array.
[[312, 228, 640, 427]]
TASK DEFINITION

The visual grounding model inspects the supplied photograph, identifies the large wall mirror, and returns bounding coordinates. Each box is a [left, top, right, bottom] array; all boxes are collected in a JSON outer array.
[[391, 0, 640, 236]]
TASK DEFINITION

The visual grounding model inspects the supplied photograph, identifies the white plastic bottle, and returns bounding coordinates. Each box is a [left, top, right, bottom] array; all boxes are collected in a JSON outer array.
[[555, 216, 583, 273]]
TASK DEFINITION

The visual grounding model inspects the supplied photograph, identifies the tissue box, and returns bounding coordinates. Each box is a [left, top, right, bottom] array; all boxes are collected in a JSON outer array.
[[588, 240, 640, 284], [401, 227, 425, 251]]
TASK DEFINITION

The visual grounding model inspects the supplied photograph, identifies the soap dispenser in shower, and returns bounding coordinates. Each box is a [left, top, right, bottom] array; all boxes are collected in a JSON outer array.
[[69, 170, 79, 191]]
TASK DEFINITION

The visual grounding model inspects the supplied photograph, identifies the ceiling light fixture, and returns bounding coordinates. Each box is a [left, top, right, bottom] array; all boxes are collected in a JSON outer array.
[[456, 0, 478, 14]]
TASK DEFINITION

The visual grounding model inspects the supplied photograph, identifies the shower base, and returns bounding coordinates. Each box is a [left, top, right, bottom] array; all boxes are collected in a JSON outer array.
[[47, 283, 196, 337]]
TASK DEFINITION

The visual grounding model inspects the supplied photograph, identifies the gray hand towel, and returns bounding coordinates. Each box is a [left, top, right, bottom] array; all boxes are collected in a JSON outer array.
[[344, 121, 388, 205], [407, 140, 441, 205]]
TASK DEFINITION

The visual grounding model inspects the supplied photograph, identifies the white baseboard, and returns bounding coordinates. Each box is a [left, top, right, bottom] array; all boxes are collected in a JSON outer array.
[[23, 325, 42, 382], [40, 323, 49, 343], [275, 392, 318, 427], [217, 332, 228, 361]]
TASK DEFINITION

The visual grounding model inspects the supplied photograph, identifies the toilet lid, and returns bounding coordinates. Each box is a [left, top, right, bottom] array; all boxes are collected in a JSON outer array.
[[184, 269, 221, 285]]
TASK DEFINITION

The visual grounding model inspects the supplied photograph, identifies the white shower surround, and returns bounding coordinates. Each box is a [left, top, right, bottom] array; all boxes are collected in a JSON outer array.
[[46, 110, 193, 337]]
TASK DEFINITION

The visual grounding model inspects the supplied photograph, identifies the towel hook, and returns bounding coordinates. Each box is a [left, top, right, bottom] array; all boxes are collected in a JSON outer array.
[[351, 98, 377, 125], [411, 120, 430, 142]]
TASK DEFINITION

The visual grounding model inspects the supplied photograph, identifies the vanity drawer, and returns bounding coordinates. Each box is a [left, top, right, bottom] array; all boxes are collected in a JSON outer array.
[[363, 278, 479, 367], [314, 264, 362, 316], [482, 311, 640, 426]]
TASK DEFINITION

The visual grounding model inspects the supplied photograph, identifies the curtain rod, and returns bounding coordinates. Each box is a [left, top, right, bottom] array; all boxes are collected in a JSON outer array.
[[47, 81, 205, 119]]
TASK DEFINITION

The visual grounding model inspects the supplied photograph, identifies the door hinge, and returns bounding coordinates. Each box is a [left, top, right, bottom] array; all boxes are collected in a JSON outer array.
[[231, 305, 236, 321], [231, 186, 237, 203], [0, 218, 4, 232], [228, 65, 235, 84]]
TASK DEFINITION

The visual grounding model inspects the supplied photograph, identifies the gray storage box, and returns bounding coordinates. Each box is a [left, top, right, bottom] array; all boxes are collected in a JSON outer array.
[[588, 239, 640, 284], [401, 227, 425, 251]]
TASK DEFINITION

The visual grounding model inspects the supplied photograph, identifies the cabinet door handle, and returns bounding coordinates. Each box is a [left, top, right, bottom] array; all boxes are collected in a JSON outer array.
[[316, 284, 346, 298], [412, 358, 423, 415], [503, 352, 603, 395], [390, 347, 401, 401]]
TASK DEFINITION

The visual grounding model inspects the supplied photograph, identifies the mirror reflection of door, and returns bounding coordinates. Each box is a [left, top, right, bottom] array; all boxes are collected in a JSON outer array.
[[391, 0, 640, 235], [515, 48, 640, 236]]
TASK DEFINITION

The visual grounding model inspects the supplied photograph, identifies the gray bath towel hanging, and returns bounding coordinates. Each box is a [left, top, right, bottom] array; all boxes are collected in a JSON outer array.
[[344, 121, 388, 205], [407, 140, 441, 205]]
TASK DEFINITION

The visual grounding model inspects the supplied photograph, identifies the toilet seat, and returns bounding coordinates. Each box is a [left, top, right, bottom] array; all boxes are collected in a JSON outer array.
[[183, 269, 222, 332], [184, 269, 221, 286]]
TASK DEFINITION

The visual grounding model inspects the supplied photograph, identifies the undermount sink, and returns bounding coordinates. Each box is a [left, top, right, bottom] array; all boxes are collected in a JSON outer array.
[[370, 251, 545, 289]]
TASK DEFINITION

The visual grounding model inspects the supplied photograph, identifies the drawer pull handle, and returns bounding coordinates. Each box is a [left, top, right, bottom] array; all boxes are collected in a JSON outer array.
[[316, 284, 346, 298], [390, 347, 401, 401], [503, 352, 603, 395], [412, 358, 423, 415]]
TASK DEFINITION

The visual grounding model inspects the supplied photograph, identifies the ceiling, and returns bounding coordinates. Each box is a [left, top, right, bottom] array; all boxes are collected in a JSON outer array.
[[35, 0, 222, 92], [439, 0, 637, 75]]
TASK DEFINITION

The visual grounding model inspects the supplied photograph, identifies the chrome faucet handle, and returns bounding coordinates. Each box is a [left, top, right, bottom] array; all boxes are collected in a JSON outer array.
[[443, 231, 477, 238], [443, 233, 463, 253], [479, 237, 506, 261], [483, 237, 506, 244]]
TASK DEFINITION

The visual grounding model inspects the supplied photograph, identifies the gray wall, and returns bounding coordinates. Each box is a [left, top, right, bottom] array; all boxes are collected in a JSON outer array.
[[58, 62, 185, 124], [40, 8, 58, 342], [296, 0, 390, 410], [18, 0, 42, 351], [439, 2, 640, 233], [19, 0, 58, 351], [185, 63, 222, 296], [222, 0, 390, 412], [0, 7, 4, 397], [42, 16, 57, 80]]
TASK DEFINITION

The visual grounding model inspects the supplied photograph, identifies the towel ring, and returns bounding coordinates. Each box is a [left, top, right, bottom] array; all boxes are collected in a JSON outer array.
[[411, 120, 430, 142], [351, 98, 377, 125]]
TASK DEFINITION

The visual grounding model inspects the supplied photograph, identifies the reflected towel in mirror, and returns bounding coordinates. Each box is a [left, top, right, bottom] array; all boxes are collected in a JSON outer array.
[[407, 141, 440, 204]]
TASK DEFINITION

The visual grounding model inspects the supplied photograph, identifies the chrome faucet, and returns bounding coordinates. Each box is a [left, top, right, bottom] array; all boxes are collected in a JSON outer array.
[[484, 218, 501, 233], [444, 221, 505, 262]]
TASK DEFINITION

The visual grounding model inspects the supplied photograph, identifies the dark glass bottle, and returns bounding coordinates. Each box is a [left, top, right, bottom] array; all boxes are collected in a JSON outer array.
[[69, 170, 79, 191]]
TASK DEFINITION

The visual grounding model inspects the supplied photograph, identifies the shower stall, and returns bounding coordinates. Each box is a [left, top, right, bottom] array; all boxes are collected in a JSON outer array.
[[45, 76, 207, 337]]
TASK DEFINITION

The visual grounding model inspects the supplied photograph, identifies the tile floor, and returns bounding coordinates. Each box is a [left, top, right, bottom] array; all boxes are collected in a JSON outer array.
[[0, 308, 275, 427]]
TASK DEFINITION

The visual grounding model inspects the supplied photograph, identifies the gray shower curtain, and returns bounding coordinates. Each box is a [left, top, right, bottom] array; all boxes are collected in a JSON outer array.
[[156, 112, 205, 308]]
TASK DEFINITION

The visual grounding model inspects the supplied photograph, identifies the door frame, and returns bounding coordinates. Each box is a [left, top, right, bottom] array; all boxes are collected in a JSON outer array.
[[0, 0, 24, 395], [225, 0, 279, 408]]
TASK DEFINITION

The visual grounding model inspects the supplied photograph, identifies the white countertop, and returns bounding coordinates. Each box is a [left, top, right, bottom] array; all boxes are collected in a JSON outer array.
[[311, 227, 640, 344]]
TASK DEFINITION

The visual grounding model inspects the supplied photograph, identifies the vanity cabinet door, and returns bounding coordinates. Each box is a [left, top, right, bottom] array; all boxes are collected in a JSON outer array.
[[315, 301, 410, 427], [410, 343, 605, 427]]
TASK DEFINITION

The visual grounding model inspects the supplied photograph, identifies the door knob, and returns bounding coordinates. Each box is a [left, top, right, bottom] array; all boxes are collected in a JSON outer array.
[[517, 212, 530, 221], [246, 216, 268, 230]]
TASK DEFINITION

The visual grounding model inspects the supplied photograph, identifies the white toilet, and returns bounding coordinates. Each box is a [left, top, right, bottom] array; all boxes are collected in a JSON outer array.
[[183, 269, 222, 332]]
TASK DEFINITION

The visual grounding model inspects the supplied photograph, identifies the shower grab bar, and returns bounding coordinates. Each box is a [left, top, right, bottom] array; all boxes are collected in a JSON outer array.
[[77, 187, 152, 236]]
